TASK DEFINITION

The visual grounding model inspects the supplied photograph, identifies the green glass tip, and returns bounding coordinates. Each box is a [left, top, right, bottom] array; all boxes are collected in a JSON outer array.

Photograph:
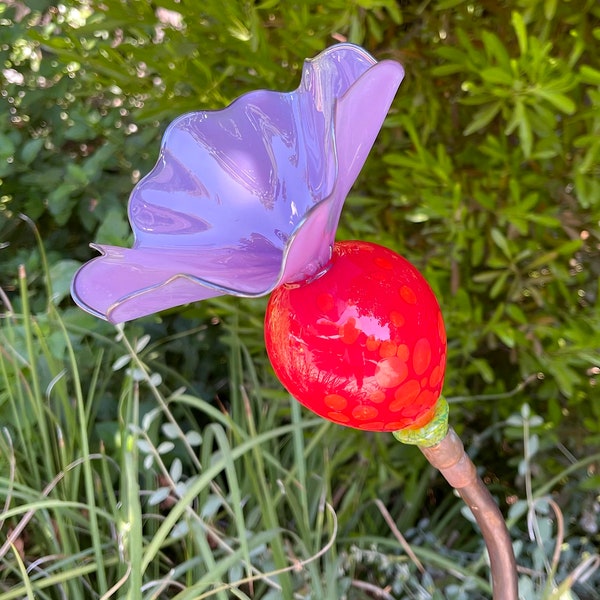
[[392, 396, 449, 447]]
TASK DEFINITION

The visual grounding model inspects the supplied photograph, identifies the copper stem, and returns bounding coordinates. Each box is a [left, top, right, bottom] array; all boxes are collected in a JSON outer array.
[[420, 428, 518, 600]]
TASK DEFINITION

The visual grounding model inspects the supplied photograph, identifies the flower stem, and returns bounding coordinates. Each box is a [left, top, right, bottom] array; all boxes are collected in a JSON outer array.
[[420, 428, 518, 600]]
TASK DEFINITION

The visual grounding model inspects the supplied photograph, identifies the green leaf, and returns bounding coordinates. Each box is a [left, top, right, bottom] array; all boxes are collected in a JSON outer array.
[[490, 269, 509, 298], [491, 227, 512, 259], [481, 31, 511, 69], [579, 65, 600, 86], [579, 475, 600, 491], [530, 88, 575, 114], [20, 138, 45, 166], [552, 362, 578, 397], [66, 163, 89, 186], [464, 101, 502, 135], [543, 0, 557, 20], [0, 133, 16, 160], [506, 100, 532, 158], [492, 322, 516, 348], [473, 270, 502, 283], [525, 213, 561, 228], [430, 63, 465, 77], [511, 11, 528, 56], [505, 303, 527, 325], [434, 46, 469, 66], [480, 67, 514, 86], [47, 183, 78, 224], [504, 99, 521, 135], [577, 140, 600, 175], [472, 358, 495, 383], [48, 259, 81, 305], [94, 208, 131, 246]]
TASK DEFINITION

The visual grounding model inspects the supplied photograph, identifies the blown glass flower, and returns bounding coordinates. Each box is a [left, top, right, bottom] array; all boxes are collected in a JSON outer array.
[[71, 44, 404, 323]]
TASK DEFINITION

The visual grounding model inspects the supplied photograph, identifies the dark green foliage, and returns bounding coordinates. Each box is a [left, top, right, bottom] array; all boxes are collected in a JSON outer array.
[[381, 1, 600, 437]]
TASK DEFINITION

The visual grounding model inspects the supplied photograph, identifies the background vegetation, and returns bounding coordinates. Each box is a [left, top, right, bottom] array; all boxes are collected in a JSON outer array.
[[1, 0, 599, 598]]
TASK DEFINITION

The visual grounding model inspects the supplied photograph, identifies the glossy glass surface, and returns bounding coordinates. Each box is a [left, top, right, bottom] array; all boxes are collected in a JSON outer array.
[[265, 241, 447, 432], [71, 44, 404, 323]]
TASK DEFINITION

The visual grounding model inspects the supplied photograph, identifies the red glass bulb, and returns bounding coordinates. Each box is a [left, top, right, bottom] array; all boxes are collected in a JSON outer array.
[[265, 240, 447, 432]]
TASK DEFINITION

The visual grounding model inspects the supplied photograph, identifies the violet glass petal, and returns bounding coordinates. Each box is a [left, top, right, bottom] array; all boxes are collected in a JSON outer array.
[[71, 43, 404, 323]]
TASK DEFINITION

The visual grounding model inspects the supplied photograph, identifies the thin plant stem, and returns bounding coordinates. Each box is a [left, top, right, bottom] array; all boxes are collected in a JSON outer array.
[[118, 326, 202, 471], [119, 378, 144, 597], [448, 374, 538, 404], [18, 265, 55, 480], [374, 498, 425, 574]]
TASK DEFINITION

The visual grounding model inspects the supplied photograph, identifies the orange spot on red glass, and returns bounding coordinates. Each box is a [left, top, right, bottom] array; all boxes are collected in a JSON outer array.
[[429, 364, 443, 388], [327, 412, 350, 423], [379, 340, 397, 358], [403, 405, 437, 430], [396, 344, 410, 361], [383, 421, 406, 431], [390, 310, 405, 327], [412, 389, 437, 415], [369, 390, 386, 404], [324, 393, 348, 410], [358, 421, 384, 430], [400, 285, 417, 304], [352, 405, 379, 420], [390, 380, 421, 411], [366, 335, 380, 352], [413, 337, 432, 375]]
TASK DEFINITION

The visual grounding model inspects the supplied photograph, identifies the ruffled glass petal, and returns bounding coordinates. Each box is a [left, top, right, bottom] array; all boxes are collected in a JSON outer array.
[[71, 43, 404, 322]]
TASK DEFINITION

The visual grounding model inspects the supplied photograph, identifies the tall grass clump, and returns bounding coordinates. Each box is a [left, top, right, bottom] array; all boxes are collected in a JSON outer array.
[[1, 223, 599, 598], [0, 232, 345, 598]]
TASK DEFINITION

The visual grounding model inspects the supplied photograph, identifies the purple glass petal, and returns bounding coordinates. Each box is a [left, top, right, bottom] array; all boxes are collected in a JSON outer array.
[[71, 43, 404, 323]]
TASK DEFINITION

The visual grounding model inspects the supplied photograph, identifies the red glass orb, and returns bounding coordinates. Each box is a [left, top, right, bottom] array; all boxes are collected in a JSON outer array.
[[265, 240, 447, 432]]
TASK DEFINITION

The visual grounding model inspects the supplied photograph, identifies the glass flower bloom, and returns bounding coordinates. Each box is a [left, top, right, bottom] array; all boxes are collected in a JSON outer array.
[[71, 44, 404, 323]]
